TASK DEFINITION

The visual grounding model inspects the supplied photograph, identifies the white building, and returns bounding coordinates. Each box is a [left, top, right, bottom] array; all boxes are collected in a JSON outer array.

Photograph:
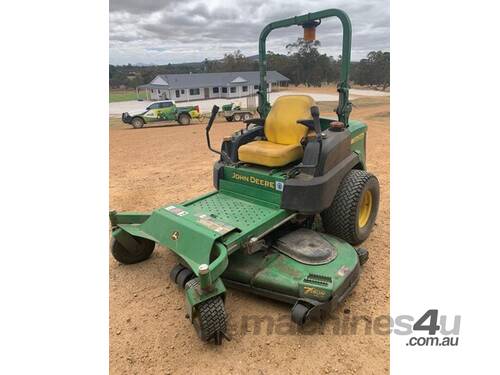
[[137, 71, 290, 101]]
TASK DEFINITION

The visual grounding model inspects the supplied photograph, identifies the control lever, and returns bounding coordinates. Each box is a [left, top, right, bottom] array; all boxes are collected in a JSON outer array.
[[310, 105, 322, 141], [296, 106, 323, 170], [205, 105, 231, 163], [205, 105, 219, 154]]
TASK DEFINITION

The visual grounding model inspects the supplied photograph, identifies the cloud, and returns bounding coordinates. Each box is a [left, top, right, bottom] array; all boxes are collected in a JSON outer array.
[[110, 0, 174, 14], [110, 0, 389, 64]]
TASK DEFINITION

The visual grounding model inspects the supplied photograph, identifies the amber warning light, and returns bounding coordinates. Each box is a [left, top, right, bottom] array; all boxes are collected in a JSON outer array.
[[302, 20, 321, 41]]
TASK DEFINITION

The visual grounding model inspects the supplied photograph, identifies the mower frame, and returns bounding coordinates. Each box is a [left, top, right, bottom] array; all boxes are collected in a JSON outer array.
[[257, 9, 352, 125]]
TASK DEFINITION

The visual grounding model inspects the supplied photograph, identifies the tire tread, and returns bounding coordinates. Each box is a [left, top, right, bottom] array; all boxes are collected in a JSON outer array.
[[110, 237, 155, 264], [196, 296, 227, 341], [321, 170, 378, 244]]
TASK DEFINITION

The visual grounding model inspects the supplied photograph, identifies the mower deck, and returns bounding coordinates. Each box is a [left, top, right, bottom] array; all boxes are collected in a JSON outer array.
[[112, 187, 362, 321], [223, 233, 361, 306]]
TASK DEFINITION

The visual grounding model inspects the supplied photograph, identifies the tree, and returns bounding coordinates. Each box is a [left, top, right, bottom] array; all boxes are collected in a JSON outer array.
[[286, 38, 320, 86], [109, 49, 389, 90], [352, 51, 390, 90], [266, 51, 296, 84], [284, 38, 339, 87], [217, 50, 258, 72]]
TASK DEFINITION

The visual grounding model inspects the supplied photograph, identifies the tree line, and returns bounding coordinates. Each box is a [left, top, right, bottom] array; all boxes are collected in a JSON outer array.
[[110, 39, 389, 90]]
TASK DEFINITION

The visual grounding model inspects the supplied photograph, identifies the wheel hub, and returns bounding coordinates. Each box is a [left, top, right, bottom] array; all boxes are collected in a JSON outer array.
[[358, 190, 373, 228]]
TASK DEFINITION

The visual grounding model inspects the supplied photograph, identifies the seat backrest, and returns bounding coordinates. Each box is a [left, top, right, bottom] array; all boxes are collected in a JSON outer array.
[[264, 95, 315, 145]]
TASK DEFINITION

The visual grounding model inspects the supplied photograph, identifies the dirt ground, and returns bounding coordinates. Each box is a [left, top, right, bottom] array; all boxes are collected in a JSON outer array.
[[109, 96, 390, 374]]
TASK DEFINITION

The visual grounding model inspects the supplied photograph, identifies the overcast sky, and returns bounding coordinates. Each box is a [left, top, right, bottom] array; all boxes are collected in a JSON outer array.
[[110, 0, 389, 65]]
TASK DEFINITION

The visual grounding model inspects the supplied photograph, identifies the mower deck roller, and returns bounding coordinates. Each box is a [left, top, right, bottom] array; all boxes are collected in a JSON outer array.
[[110, 8, 380, 345]]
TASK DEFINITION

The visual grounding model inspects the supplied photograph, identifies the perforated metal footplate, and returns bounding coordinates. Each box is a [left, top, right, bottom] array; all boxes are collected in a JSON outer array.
[[187, 193, 281, 232]]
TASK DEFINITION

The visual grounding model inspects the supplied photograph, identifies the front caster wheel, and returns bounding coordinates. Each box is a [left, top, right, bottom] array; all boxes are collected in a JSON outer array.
[[291, 302, 311, 326], [176, 268, 194, 288], [169, 264, 185, 283], [110, 236, 155, 264], [355, 247, 369, 266], [191, 293, 228, 344], [169, 264, 194, 287]]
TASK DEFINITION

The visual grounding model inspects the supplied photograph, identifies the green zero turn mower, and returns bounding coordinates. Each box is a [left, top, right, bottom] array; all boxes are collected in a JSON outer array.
[[109, 9, 380, 345]]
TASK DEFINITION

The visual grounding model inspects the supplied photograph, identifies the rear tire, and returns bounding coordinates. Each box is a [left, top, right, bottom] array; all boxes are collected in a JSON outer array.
[[233, 113, 241, 121], [242, 113, 251, 121], [131, 117, 144, 129], [110, 236, 155, 264], [321, 170, 380, 245], [178, 113, 190, 125]]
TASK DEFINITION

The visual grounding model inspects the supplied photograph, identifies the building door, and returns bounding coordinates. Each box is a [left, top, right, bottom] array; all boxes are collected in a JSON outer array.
[[204, 87, 209, 99]]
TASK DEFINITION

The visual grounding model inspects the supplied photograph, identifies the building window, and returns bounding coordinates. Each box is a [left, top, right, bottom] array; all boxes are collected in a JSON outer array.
[[175, 90, 180, 98], [222, 87, 228, 93], [230, 87, 236, 93], [254, 85, 259, 89], [213, 87, 219, 93], [242, 86, 248, 92], [181, 89, 185, 94], [189, 88, 200, 96], [157, 89, 161, 94]]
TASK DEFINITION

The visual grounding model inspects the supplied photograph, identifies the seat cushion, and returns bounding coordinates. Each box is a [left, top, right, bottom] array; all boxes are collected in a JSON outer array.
[[238, 140, 303, 167], [264, 95, 315, 145]]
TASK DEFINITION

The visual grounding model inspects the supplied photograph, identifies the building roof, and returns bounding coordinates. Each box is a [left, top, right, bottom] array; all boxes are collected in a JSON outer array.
[[139, 71, 290, 90]]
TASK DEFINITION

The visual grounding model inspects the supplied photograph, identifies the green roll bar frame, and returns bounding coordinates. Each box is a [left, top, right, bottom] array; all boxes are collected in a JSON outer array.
[[258, 8, 353, 126]]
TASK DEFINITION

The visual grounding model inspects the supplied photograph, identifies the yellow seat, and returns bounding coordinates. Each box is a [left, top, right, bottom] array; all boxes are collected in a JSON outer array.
[[238, 95, 315, 167], [238, 141, 304, 167]]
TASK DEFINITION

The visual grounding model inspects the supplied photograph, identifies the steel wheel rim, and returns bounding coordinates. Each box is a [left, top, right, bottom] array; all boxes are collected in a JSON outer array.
[[358, 190, 373, 228]]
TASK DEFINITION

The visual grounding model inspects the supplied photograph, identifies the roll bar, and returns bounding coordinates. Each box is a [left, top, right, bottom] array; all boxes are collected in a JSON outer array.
[[258, 9, 353, 126]]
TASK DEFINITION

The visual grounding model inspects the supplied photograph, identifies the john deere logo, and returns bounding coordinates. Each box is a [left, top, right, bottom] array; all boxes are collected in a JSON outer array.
[[170, 231, 180, 240], [231, 172, 276, 190]]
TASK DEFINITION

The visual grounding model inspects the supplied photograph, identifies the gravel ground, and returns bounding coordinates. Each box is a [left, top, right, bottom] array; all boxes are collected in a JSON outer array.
[[109, 95, 390, 374]]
